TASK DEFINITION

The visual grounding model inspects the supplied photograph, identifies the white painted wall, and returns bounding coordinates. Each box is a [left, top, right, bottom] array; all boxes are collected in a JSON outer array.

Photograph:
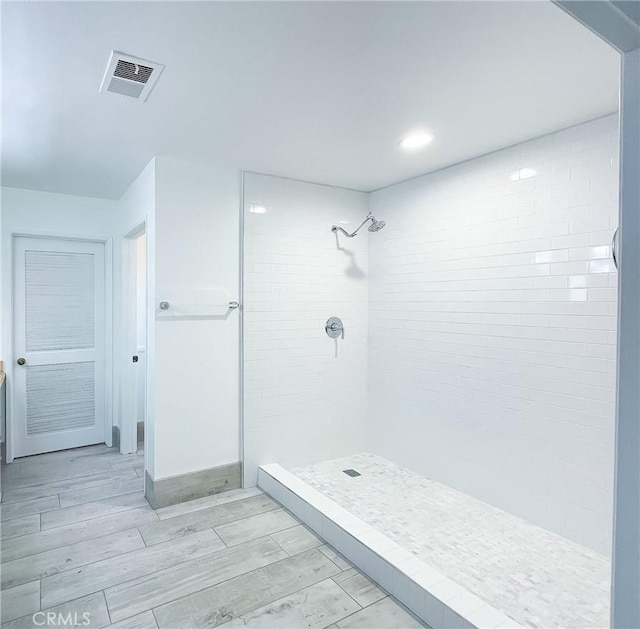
[[115, 161, 155, 459], [136, 236, 147, 348], [367, 115, 619, 553], [242, 174, 369, 485], [118, 161, 155, 236], [152, 156, 240, 480], [136, 235, 147, 430]]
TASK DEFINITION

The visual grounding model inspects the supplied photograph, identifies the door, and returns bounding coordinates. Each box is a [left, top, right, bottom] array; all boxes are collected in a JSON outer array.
[[13, 236, 106, 457]]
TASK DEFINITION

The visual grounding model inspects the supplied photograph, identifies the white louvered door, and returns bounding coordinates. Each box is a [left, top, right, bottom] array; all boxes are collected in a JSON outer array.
[[13, 237, 106, 457]]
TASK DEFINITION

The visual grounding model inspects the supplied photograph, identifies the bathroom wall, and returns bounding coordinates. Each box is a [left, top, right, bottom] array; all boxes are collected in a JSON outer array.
[[367, 115, 619, 553], [0, 187, 120, 363], [243, 173, 369, 484], [152, 157, 240, 480], [115, 161, 155, 458]]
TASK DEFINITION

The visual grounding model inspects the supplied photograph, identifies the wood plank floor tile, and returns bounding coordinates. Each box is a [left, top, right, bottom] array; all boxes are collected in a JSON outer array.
[[0, 581, 40, 623], [218, 578, 361, 628], [40, 492, 148, 530], [59, 477, 144, 508], [214, 508, 298, 547], [332, 570, 387, 608], [41, 529, 224, 608], [155, 487, 263, 521], [1, 528, 145, 589], [7, 445, 113, 467], [1, 468, 138, 504], [336, 596, 425, 628], [1, 495, 60, 522], [109, 455, 144, 472], [138, 494, 278, 546], [1, 591, 111, 629], [105, 538, 287, 622], [319, 545, 353, 571], [153, 547, 342, 629], [1, 514, 40, 541], [271, 523, 323, 556], [108, 611, 159, 629], [1, 507, 158, 563], [2, 456, 117, 489]]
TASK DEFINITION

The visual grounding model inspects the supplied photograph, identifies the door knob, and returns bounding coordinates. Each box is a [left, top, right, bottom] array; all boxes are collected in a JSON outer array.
[[17, 358, 26, 366]]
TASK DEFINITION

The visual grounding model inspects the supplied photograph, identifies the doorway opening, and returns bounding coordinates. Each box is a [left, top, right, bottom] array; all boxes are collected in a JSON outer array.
[[121, 223, 147, 458]]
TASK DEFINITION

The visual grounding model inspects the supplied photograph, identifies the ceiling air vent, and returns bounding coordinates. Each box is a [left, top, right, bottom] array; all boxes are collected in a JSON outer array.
[[100, 51, 164, 102]]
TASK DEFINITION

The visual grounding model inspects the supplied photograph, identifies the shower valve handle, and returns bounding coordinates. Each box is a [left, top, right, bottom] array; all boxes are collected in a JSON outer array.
[[325, 317, 345, 339]]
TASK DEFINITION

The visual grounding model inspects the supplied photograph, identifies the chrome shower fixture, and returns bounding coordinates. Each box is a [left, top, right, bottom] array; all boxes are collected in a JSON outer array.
[[368, 217, 386, 232], [331, 213, 386, 238]]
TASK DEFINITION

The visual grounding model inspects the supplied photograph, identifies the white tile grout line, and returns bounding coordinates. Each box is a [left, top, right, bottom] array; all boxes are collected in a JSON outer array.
[[258, 464, 524, 629]]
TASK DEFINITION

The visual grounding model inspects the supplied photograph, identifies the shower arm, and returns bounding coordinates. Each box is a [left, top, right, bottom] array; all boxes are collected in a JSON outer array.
[[331, 214, 373, 238]]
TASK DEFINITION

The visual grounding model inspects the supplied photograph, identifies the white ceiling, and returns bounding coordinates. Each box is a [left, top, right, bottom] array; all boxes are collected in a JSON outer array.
[[2, 1, 619, 199]]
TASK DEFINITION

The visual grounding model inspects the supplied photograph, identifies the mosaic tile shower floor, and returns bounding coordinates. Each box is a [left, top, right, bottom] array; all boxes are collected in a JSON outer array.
[[293, 453, 610, 629]]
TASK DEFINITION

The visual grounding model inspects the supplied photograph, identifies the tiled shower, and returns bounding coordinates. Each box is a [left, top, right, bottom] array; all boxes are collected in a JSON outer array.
[[243, 175, 369, 482], [242, 114, 619, 628]]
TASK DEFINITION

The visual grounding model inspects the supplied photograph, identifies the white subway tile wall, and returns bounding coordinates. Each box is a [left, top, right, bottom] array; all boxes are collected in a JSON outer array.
[[243, 174, 369, 485], [367, 115, 619, 553]]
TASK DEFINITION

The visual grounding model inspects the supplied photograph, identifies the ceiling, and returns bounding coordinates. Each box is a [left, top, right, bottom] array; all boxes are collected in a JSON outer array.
[[1, 1, 620, 200]]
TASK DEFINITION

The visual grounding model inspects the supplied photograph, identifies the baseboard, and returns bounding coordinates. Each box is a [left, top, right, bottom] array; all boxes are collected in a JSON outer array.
[[144, 461, 242, 509], [258, 464, 522, 629], [111, 426, 120, 450], [113, 425, 144, 451]]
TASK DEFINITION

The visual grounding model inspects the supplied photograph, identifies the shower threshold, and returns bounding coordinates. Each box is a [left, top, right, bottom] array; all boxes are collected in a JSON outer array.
[[258, 454, 610, 629]]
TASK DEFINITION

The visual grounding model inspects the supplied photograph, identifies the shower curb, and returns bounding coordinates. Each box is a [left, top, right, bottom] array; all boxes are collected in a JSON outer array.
[[258, 464, 523, 629]]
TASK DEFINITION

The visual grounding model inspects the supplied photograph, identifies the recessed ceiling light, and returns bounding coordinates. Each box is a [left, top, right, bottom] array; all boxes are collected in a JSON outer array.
[[249, 204, 268, 214], [399, 132, 434, 150]]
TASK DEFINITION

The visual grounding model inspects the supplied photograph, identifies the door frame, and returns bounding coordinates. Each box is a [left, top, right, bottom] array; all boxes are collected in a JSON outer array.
[[610, 48, 640, 629], [5, 231, 114, 463], [120, 221, 146, 456]]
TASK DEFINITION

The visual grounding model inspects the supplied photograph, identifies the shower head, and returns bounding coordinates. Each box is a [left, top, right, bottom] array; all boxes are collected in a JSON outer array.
[[368, 218, 386, 232], [331, 213, 386, 238]]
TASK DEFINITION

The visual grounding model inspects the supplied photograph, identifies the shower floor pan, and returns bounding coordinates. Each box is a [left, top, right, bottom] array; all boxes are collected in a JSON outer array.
[[258, 453, 610, 629]]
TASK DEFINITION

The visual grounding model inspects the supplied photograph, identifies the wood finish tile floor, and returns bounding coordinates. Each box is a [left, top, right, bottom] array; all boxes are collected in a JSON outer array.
[[0, 445, 426, 629]]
